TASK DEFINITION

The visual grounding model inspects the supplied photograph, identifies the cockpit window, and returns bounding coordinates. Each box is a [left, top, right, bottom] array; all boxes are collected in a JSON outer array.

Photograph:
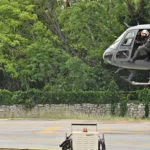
[[108, 31, 126, 50], [114, 31, 126, 44], [116, 30, 138, 59], [121, 32, 135, 46], [125, 32, 135, 38]]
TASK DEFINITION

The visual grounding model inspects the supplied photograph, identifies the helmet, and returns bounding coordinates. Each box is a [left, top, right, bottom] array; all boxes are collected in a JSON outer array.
[[141, 30, 149, 36]]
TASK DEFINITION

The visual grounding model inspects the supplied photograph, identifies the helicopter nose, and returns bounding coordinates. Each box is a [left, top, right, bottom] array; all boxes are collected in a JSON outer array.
[[103, 49, 113, 62]]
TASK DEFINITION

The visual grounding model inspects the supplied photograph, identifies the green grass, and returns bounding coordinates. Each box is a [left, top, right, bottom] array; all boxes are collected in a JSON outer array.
[[3, 109, 149, 122]]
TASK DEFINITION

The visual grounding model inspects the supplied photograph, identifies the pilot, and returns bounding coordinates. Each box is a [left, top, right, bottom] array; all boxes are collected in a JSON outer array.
[[130, 29, 150, 63], [134, 30, 149, 49]]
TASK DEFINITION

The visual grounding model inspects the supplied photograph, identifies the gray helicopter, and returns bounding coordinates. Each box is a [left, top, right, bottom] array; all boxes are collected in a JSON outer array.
[[103, 24, 150, 86]]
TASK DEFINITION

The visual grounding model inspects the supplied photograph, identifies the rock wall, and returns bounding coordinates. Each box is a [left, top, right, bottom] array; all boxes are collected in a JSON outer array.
[[0, 103, 148, 118]]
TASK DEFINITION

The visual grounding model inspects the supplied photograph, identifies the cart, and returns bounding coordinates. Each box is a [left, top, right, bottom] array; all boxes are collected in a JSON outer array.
[[60, 123, 106, 150]]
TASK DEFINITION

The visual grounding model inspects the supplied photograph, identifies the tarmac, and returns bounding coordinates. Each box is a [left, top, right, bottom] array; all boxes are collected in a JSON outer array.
[[0, 119, 150, 150]]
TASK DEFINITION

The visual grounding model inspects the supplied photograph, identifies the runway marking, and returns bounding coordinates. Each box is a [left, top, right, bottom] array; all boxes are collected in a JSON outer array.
[[108, 141, 150, 146], [36, 126, 64, 134], [0, 137, 62, 142], [98, 129, 150, 134], [98, 126, 150, 134], [1, 148, 59, 150], [99, 127, 112, 129], [1, 137, 150, 147]]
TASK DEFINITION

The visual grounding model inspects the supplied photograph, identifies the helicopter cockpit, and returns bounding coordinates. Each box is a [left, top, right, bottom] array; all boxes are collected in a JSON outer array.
[[103, 27, 150, 69], [116, 30, 136, 59], [103, 24, 150, 85]]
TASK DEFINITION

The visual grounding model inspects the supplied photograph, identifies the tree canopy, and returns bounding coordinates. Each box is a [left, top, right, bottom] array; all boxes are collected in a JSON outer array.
[[0, 0, 150, 93]]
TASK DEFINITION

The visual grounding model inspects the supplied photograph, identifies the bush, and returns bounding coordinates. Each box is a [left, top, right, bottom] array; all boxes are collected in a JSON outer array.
[[12, 89, 42, 109], [0, 90, 13, 105], [40, 90, 122, 105], [119, 95, 127, 117], [0, 89, 124, 110], [39, 90, 105, 104], [136, 88, 150, 118]]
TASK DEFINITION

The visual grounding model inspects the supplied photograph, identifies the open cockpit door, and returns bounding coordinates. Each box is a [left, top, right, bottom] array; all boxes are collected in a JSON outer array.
[[115, 30, 138, 61]]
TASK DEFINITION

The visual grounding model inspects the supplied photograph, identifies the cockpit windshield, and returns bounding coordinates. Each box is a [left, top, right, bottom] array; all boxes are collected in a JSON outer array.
[[109, 31, 126, 49], [114, 31, 126, 44]]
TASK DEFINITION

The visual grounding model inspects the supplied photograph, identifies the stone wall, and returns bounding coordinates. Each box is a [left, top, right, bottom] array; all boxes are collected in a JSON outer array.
[[0, 103, 149, 118]]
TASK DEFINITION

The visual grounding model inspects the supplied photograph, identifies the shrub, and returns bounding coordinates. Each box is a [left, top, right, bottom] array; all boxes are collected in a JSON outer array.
[[136, 88, 150, 118], [0, 90, 13, 105], [12, 89, 41, 109]]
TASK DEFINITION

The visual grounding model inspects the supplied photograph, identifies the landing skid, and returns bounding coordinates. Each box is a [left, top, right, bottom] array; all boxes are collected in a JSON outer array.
[[120, 76, 150, 86], [115, 68, 150, 86]]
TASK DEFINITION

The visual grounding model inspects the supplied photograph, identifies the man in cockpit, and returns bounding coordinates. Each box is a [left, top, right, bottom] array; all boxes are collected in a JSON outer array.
[[130, 29, 150, 63], [134, 30, 149, 49]]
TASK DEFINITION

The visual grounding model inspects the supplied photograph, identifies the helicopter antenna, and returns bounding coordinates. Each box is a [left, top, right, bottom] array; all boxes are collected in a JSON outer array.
[[136, 19, 140, 25], [124, 22, 130, 28]]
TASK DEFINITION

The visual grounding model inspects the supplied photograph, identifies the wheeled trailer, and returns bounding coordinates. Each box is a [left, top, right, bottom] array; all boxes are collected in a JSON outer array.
[[60, 123, 106, 150]]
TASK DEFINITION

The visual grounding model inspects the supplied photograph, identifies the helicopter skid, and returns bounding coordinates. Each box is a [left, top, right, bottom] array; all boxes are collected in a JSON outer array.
[[120, 76, 150, 86]]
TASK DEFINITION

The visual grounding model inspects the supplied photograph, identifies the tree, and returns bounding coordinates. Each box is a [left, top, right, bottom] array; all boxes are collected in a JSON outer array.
[[57, 0, 126, 65], [1, 0, 150, 93], [0, 0, 57, 90], [124, 0, 150, 25]]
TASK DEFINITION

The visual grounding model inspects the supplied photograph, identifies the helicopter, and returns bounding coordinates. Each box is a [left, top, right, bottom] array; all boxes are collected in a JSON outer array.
[[103, 24, 150, 86]]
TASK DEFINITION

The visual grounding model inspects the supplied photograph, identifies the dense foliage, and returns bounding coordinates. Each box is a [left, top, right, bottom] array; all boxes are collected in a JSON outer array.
[[0, 0, 150, 116]]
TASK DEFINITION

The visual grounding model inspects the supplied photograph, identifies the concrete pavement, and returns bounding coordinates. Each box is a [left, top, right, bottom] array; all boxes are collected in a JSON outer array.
[[0, 119, 150, 150]]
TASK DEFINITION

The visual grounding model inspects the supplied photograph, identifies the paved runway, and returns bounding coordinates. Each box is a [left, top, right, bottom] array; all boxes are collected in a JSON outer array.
[[0, 119, 150, 150]]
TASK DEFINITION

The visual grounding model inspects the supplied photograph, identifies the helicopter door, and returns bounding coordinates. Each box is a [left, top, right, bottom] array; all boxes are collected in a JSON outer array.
[[115, 30, 137, 61]]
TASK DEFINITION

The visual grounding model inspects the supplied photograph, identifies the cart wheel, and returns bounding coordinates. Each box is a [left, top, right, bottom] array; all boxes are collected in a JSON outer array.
[[102, 141, 106, 150], [99, 140, 106, 150], [69, 139, 73, 150], [102, 134, 106, 150], [99, 134, 106, 150]]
